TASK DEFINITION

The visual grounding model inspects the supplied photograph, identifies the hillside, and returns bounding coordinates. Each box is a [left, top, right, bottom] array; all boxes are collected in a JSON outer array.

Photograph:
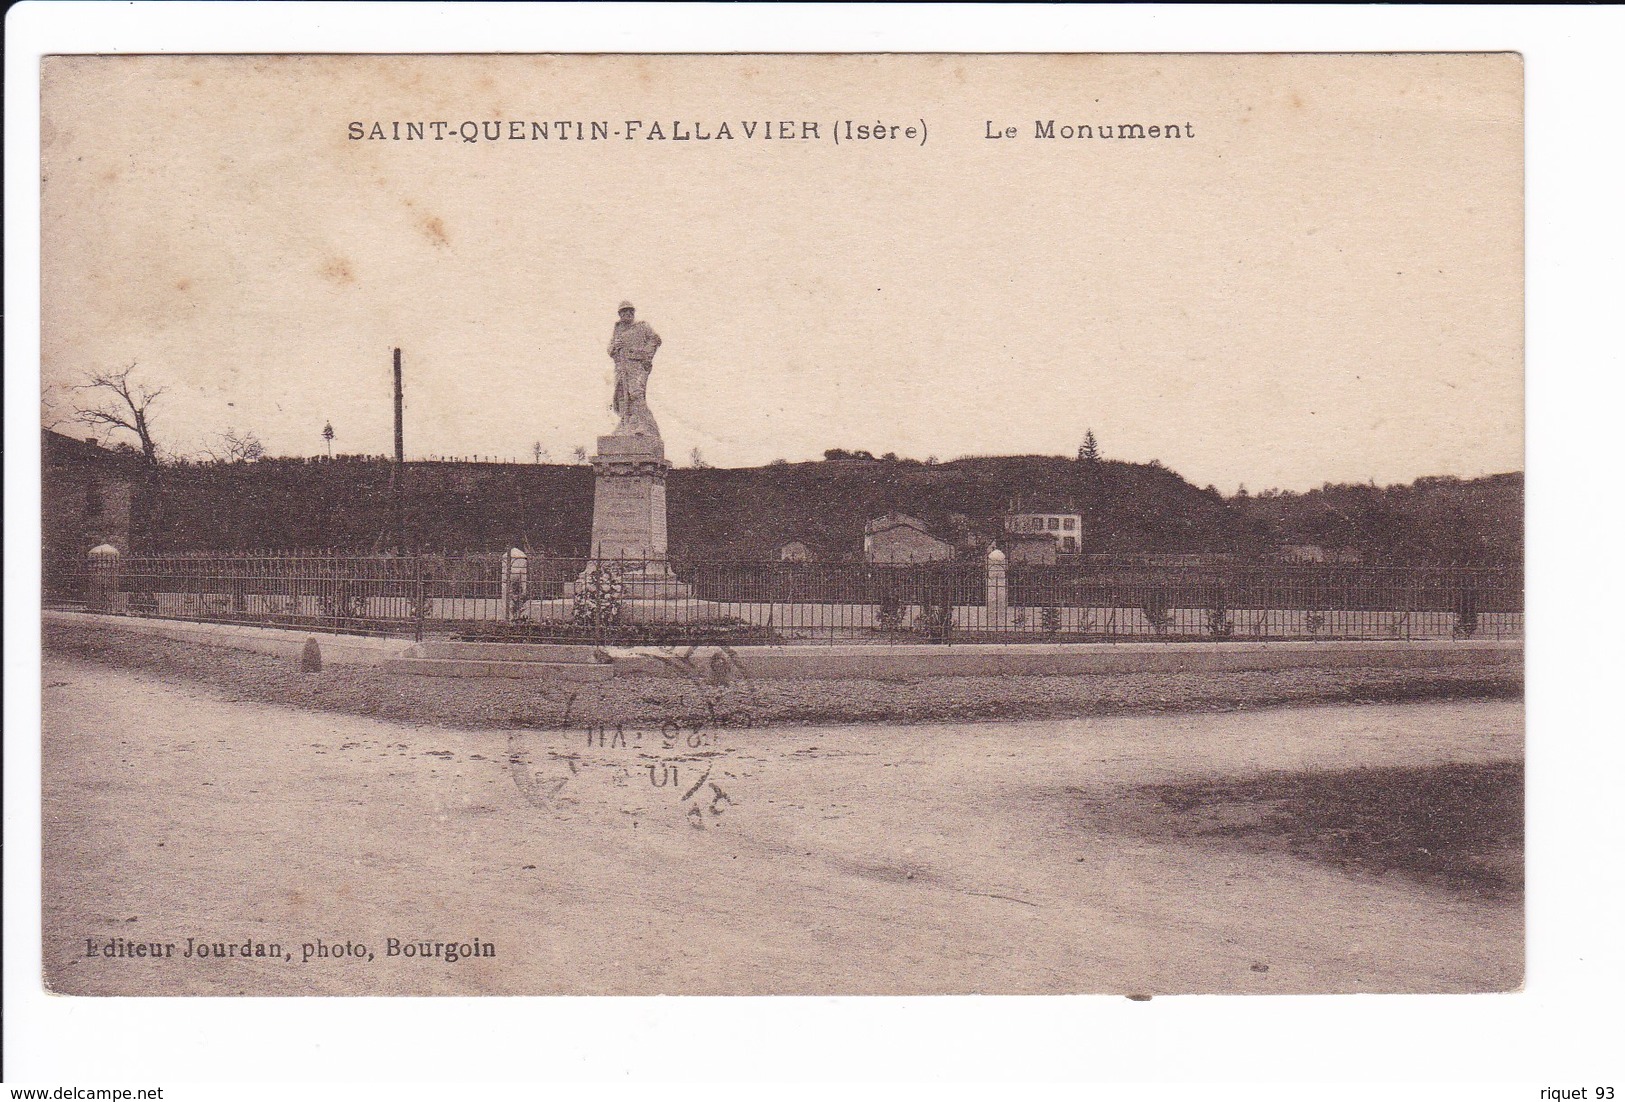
[[126, 454, 1521, 565], [669, 456, 1241, 558], [1235, 473, 1524, 567]]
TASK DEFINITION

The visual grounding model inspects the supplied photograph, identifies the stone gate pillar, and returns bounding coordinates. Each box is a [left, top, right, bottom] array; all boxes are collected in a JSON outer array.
[[985, 546, 1008, 626], [88, 542, 121, 612]]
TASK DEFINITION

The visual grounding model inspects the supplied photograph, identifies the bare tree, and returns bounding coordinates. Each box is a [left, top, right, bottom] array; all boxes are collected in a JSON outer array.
[[532, 441, 550, 463], [73, 364, 165, 464], [205, 427, 265, 464], [689, 447, 711, 469], [41, 381, 74, 432], [322, 421, 335, 458]]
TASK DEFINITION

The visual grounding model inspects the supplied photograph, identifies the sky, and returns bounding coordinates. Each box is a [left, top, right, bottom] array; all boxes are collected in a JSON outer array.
[[39, 53, 1522, 491]]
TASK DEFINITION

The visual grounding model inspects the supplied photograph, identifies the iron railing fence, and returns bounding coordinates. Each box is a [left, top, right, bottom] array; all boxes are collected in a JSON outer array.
[[52, 551, 499, 639], [1006, 563, 1522, 642], [49, 552, 1523, 645]]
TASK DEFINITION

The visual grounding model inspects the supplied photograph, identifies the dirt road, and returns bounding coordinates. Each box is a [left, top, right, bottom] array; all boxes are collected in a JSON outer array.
[[41, 653, 1521, 995]]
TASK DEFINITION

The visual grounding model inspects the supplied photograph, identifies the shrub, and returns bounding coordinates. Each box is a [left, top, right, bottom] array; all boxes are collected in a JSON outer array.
[[507, 576, 530, 623], [875, 573, 904, 632], [1141, 589, 1173, 636], [1452, 586, 1479, 639], [1204, 587, 1234, 639], [917, 602, 954, 642], [319, 581, 366, 621], [915, 576, 956, 642]]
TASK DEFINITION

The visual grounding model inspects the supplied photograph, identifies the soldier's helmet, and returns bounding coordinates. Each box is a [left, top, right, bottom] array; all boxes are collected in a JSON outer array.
[[617, 301, 635, 313]]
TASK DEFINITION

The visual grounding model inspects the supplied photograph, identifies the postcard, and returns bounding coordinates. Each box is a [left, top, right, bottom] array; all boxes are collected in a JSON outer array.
[[39, 52, 1522, 997]]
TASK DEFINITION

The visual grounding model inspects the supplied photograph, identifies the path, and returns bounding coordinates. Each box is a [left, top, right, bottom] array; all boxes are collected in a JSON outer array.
[[41, 654, 1522, 995]]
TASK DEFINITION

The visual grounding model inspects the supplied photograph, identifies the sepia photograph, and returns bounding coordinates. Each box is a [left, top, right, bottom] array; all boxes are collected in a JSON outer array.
[[31, 50, 1527, 1002]]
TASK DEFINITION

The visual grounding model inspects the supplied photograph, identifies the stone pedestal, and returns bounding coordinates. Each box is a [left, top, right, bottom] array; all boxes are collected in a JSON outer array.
[[88, 542, 121, 613], [582, 430, 692, 599], [984, 546, 1010, 629]]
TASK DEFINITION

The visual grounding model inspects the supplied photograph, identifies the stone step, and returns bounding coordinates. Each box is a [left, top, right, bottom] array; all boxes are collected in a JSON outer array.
[[414, 641, 604, 663], [383, 657, 614, 681]]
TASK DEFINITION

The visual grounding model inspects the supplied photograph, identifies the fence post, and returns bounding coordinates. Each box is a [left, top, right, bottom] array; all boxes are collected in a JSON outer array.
[[329, 553, 341, 632], [412, 553, 425, 642], [985, 547, 1007, 630]]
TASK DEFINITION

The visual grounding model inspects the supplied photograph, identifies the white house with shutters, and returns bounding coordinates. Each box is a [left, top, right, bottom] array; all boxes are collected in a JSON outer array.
[[1003, 500, 1084, 554]]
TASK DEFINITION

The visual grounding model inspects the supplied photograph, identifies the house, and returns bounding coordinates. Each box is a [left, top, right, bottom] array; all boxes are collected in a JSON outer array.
[[778, 540, 812, 563], [1004, 533, 1062, 565], [43, 430, 142, 594], [863, 513, 953, 564], [1004, 496, 1084, 554]]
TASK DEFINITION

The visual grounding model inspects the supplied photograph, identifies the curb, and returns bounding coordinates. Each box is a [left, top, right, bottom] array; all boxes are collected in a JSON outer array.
[[44, 609, 415, 667]]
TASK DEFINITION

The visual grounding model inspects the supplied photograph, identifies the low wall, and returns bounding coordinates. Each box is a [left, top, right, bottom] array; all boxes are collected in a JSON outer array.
[[711, 603, 1520, 642], [607, 639, 1523, 680], [46, 609, 1522, 682], [86, 591, 1521, 642], [44, 609, 414, 666]]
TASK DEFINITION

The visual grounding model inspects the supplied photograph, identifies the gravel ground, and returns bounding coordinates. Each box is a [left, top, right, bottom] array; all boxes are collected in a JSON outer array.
[[43, 620, 1521, 731], [43, 652, 1523, 996]]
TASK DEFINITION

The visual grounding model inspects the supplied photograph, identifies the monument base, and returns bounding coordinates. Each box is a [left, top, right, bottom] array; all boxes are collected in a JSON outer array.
[[580, 421, 693, 597], [572, 558, 694, 601], [586, 432, 671, 561]]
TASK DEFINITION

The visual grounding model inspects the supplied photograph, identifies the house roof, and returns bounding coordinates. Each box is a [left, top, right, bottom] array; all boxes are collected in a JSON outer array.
[[1006, 492, 1079, 515], [864, 512, 934, 536], [44, 429, 146, 474]]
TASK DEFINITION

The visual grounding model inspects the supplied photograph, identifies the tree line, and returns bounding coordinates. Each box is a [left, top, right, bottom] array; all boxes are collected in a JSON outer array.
[[54, 369, 1520, 565]]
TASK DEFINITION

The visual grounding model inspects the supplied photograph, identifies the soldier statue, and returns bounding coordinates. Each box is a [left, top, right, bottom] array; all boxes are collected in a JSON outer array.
[[607, 301, 662, 435]]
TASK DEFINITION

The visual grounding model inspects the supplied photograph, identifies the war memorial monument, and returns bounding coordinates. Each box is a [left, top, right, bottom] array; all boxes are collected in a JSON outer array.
[[578, 302, 691, 600]]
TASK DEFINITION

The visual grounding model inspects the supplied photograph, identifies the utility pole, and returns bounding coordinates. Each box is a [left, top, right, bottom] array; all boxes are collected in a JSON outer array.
[[391, 347, 406, 555]]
